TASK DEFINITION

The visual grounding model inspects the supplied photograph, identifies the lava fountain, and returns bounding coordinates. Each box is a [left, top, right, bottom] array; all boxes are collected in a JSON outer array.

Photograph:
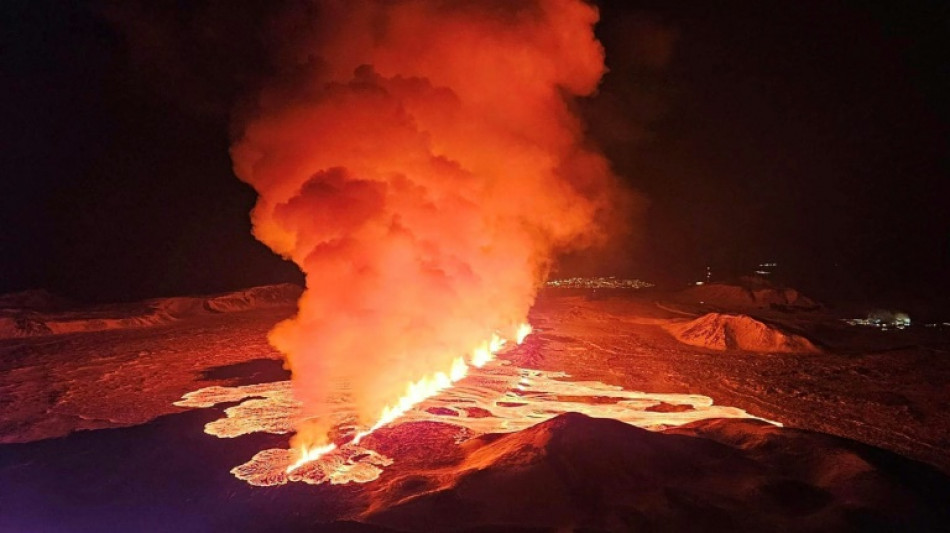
[[229, 0, 626, 468], [285, 325, 529, 473]]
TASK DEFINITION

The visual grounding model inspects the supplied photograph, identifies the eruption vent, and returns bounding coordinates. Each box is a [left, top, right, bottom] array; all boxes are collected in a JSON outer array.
[[231, 0, 623, 452]]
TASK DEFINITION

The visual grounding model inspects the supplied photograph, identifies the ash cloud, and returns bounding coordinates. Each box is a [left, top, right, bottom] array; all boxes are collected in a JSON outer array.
[[230, 0, 632, 447], [102, 0, 639, 449], [231, 0, 630, 447]]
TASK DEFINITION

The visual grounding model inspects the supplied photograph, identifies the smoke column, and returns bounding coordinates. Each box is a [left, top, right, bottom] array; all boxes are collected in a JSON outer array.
[[230, 0, 624, 449]]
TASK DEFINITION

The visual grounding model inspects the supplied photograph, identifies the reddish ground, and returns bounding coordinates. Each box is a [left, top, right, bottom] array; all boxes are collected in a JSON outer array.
[[1, 285, 948, 531], [525, 291, 950, 473]]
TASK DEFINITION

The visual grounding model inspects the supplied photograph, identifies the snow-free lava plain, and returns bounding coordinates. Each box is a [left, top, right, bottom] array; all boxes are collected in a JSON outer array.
[[1, 285, 949, 532]]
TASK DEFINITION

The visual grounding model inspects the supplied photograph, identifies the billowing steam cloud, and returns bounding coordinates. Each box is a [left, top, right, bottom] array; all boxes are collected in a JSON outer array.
[[231, 0, 624, 449]]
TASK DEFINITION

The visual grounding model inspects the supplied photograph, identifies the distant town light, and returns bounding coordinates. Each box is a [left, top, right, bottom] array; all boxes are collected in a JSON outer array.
[[843, 311, 911, 330], [545, 277, 654, 290], [754, 261, 777, 277]]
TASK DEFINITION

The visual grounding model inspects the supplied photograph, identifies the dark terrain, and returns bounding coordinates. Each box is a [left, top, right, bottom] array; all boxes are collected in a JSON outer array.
[[1, 284, 948, 531]]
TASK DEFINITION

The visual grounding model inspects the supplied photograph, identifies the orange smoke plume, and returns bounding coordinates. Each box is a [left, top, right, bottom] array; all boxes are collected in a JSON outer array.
[[230, 0, 623, 450]]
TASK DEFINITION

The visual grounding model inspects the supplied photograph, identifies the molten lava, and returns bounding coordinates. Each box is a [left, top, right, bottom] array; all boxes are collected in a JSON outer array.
[[288, 323, 532, 472], [176, 325, 780, 488], [286, 442, 337, 474]]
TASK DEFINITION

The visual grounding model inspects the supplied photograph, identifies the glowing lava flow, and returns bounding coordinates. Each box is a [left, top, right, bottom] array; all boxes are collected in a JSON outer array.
[[286, 324, 533, 473], [516, 323, 532, 344], [285, 442, 337, 473], [177, 320, 788, 488]]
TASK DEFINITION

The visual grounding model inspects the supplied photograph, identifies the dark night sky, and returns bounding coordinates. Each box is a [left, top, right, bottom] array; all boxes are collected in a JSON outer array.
[[2, 1, 947, 312]]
